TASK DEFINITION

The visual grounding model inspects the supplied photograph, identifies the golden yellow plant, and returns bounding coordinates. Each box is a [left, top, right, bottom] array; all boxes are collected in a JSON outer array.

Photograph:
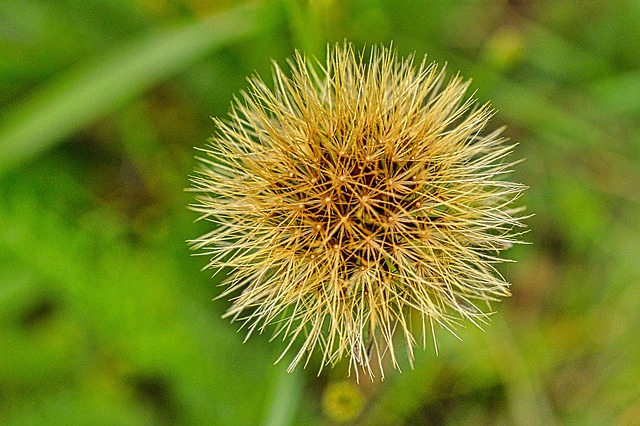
[[190, 43, 527, 379]]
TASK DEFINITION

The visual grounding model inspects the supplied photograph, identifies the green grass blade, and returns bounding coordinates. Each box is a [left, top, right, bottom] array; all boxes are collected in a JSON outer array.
[[0, 1, 267, 176], [261, 368, 303, 426]]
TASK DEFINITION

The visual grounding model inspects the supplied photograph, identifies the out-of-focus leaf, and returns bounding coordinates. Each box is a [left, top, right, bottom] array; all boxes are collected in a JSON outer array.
[[0, 1, 267, 177]]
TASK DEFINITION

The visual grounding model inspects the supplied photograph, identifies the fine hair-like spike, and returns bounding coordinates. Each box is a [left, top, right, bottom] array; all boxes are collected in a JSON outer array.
[[190, 43, 528, 379]]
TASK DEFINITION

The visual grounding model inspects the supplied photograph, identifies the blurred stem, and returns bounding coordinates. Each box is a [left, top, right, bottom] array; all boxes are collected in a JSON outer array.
[[485, 317, 556, 425], [358, 346, 446, 425], [261, 368, 303, 426], [0, 1, 269, 177]]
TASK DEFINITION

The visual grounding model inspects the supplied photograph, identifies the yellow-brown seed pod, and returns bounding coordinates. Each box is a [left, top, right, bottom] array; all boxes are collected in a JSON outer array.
[[190, 43, 527, 379]]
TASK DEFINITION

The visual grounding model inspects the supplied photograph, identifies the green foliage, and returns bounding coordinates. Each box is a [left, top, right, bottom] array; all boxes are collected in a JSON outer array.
[[1, 0, 639, 424]]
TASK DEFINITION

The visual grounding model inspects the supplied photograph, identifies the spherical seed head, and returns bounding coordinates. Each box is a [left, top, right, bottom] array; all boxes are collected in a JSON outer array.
[[190, 43, 527, 378]]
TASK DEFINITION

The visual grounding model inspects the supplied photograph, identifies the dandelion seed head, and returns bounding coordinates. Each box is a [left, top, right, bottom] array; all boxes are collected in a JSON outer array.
[[190, 43, 527, 379]]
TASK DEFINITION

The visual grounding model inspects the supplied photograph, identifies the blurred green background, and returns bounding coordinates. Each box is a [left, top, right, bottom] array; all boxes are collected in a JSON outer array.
[[1, 0, 639, 424]]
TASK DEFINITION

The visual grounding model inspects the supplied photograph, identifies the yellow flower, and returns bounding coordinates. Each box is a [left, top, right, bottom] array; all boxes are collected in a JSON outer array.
[[190, 43, 527, 378]]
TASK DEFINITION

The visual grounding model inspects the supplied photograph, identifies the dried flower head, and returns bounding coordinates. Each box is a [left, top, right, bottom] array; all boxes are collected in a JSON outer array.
[[190, 43, 526, 378]]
